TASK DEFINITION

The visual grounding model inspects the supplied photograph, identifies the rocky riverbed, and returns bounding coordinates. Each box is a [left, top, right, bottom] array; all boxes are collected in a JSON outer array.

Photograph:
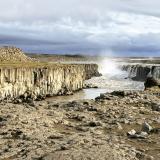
[[0, 47, 159, 160], [0, 86, 159, 160]]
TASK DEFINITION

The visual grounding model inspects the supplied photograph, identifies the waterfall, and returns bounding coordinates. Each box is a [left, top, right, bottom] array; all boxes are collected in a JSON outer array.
[[121, 64, 160, 81]]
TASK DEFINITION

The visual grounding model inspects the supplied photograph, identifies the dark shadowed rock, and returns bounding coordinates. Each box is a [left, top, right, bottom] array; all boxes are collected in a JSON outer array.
[[142, 122, 153, 133], [151, 103, 160, 112], [144, 77, 159, 89], [127, 129, 148, 139], [11, 129, 23, 139]]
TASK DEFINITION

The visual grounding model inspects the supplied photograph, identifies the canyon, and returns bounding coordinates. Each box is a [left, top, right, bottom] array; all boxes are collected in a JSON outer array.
[[0, 47, 160, 160], [0, 64, 99, 101], [0, 47, 99, 101]]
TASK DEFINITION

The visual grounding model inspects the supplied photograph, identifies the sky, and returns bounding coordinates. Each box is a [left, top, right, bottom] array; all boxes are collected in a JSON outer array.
[[0, 0, 160, 56]]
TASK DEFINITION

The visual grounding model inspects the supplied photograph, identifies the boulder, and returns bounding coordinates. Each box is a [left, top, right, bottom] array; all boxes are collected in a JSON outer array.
[[127, 129, 136, 137], [142, 122, 153, 133], [144, 77, 159, 89], [127, 129, 148, 139]]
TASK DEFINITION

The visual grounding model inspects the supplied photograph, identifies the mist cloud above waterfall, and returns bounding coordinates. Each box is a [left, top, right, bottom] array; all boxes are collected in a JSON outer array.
[[0, 0, 160, 56]]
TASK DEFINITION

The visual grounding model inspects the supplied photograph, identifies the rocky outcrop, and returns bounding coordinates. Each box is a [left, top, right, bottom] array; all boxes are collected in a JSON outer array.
[[0, 64, 99, 101], [121, 64, 160, 81], [144, 77, 160, 89], [0, 88, 159, 159], [0, 46, 36, 62], [84, 64, 101, 79]]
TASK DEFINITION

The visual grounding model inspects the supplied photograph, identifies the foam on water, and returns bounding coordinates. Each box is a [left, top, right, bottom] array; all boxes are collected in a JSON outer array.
[[86, 58, 144, 91], [48, 58, 144, 102], [99, 59, 129, 79]]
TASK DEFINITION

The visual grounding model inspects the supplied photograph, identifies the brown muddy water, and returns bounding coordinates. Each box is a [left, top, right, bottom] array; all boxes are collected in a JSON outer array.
[[46, 88, 108, 103], [47, 77, 144, 103]]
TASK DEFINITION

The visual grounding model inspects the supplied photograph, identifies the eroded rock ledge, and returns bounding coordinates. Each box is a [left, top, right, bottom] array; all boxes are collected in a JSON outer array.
[[121, 64, 160, 82], [0, 64, 99, 101]]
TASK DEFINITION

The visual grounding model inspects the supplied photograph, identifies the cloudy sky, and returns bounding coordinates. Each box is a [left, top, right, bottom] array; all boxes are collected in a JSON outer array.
[[0, 0, 160, 56]]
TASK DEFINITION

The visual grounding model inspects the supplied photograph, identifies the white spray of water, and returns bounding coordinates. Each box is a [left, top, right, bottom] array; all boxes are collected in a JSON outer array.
[[85, 58, 144, 91], [98, 59, 128, 79]]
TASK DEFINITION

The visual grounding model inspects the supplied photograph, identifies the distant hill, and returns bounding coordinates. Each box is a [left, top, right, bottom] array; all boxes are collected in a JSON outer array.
[[0, 46, 36, 62], [26, 53, 101, 62]]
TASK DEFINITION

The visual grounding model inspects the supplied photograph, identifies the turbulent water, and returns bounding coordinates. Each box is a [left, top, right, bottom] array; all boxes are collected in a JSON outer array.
[[85, 59, 144, 91], [48, 60, 145, 102], [85, 75, 144, 91], [48, 74, 144, 103], [47, 88, 108, 103]]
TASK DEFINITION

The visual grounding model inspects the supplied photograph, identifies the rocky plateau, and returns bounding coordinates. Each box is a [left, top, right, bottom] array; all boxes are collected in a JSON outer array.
[[0, 84, 159, 160], [0, 47, 160, 160]]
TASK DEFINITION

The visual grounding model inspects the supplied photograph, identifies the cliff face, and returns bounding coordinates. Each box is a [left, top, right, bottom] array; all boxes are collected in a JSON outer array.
[[0, 64, 98, 101], [121, 64, 160, 81]]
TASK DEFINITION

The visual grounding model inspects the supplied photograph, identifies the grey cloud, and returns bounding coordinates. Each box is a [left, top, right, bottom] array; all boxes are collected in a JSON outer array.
[[0, 34, 75, 46], [1, 0, 160, 22], [0, 0, 160, 56]]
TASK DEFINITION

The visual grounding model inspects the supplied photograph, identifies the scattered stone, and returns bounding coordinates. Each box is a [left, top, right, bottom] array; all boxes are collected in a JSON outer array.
[[138, 132, 148, 138], [95, 94, 114, 101], [84, 83, 98, 88], [75, 126, 89, 132], [117, 123, 123, 130], [150, 128, 160, 134], [48, 134, 63, 140], [127, 129, 148, 139], [111, 91, 126, 97], [11, 129, 23, 139], [0, 116, 7, 122], [83, 101, 90, 105], [88, 121, 101, 127], [87, 106, 98, 111], [67, 101, 79, 108], [151, 103, 160, 112], [0, 82, 159, 160], [142, 122, 153, 133], [127, 129, 136, 137], [122, 119, 129, 124], [13, 99, 23, 104]]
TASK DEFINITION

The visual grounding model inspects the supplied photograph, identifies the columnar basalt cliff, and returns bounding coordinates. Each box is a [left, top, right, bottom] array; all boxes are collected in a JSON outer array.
[[0, 46, 99, 101], [121, 64, 160, 82], [0, 64, 99, 101]]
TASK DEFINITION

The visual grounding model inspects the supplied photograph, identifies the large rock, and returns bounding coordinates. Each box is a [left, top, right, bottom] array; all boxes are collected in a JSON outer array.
[[144, 77, 159, 89], [142, 122, 153, 133]]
